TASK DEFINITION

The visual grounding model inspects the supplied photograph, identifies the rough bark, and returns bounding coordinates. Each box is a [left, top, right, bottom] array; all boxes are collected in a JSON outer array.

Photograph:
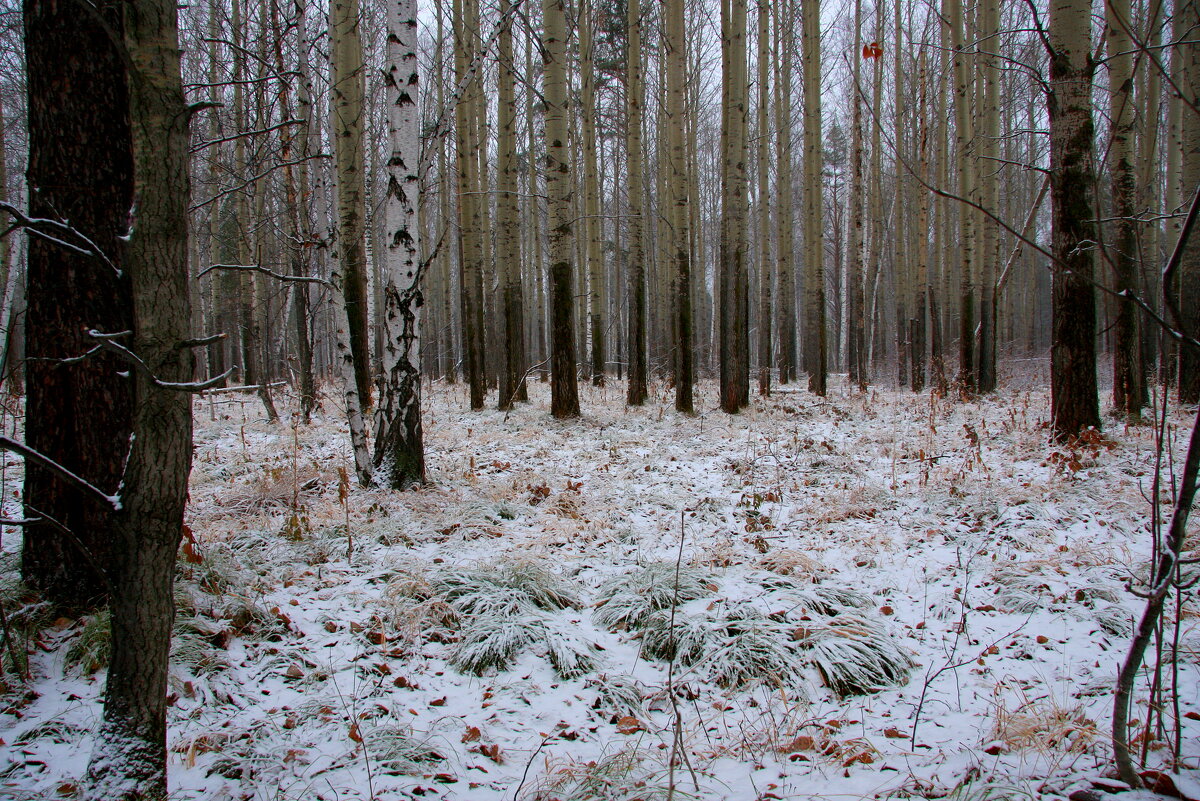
[[625, 0, 648, 406], [1106, 0, 1145, 416], [83, 0, 192, 794], [1047, 0, 1101, 439], [756, 0, 772, 397], [21, 0, 134, 610], [720, 0, 749, 413], [580, 0, 605, 387], [543, 0, 580, 418], [667, 0, 693, 413], [331, 0, 373, 408], [802, 0, 825, 396], [497, 0, 527, 411]]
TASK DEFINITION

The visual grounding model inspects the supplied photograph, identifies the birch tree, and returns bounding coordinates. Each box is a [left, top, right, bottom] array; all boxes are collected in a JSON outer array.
[[372, 0, 424, 489]]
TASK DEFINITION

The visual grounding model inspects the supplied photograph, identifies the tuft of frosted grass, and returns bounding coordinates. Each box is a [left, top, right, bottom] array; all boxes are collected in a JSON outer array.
[[540, 620, 597, 679], [698, 603, 810, 692], [749, 570, 870, 615], [450, 613, 535, 674], [63, 611, 111, 675], [802, 615, 915, 696], [638, 611, 715, 665], [593, 563, 713, 631], [435, 561, 580, 613], [365, 725, 444, 775], [525, 746, 698, 801], [586, 673, 645, 717]]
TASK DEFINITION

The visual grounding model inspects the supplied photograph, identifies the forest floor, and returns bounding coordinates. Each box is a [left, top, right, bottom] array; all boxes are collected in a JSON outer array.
[[1, 367, 1199, 800]]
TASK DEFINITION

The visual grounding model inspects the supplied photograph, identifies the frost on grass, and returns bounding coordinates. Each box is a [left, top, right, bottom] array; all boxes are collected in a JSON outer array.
[[600, 565, 912, 696], [592, 563, 713, 631], [586, 673, 645, 717], [524, 745, 696, 801], [391, 559, 596, 677], [365, 725, 444, 775], [801, 616, 916, 696]]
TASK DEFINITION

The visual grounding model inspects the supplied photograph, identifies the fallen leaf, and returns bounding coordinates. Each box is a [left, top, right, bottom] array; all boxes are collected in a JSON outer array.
[[462, 726, 481, 743], [616, 716, 644, 734]]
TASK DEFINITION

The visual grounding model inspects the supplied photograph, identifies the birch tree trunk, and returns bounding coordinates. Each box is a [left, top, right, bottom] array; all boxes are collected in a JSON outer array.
[[977, 0, 999, 394], [945, 0, 975, 395], [373, 0, 424, 489], [625, 0, 648, 405], [455, 0, 486, 407], [84, 0, 192, 792], [1047, 0, 1101, 439]]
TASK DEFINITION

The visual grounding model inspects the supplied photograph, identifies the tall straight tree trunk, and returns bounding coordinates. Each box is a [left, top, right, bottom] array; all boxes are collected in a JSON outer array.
[[543, 0, 580, 417], [977, 0, 999, 393], [497, 0, 527, 410], [373, 0, 424, 488], [912, 49, 930, 393], [756, 0, 772, 397], [626, 0, 648, 405], [945, 0, 975, 395], [456, 0, 486, 406], [21, 0, 133, 611], [848, 0, 867, 391], [720, 0, 750, 412], [580, 0, 605, 386], [1106, 0, 1145, 415], [801, 0, 825, 396], [774, 0, 796, 387], [83, 0, 192, 792], [330, 0, 372, 408], [666, 0, 693, 413], [893, 0, 909, 389], [1179, 2, 1200, 402], [1047, 0, 1101, 439]]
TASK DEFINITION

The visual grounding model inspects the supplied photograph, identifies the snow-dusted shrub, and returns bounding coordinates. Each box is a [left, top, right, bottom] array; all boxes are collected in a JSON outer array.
[[593, 563, 713, 631], [0, 552, 53, 678], [801, 616, 916, 696]]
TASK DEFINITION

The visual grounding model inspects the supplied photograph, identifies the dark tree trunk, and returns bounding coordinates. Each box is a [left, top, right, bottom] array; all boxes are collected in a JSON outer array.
[[22, 0, 134, 611], [84, 0, 193, 794], [1047, 0, 1100, 439]]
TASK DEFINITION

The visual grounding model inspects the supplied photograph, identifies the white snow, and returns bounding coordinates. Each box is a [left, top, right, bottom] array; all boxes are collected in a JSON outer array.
[[1, 373, 1198, 800]]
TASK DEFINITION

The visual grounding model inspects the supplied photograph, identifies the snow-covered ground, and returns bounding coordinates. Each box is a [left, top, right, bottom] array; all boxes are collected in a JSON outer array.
[[2, 372, 1198, 800]]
